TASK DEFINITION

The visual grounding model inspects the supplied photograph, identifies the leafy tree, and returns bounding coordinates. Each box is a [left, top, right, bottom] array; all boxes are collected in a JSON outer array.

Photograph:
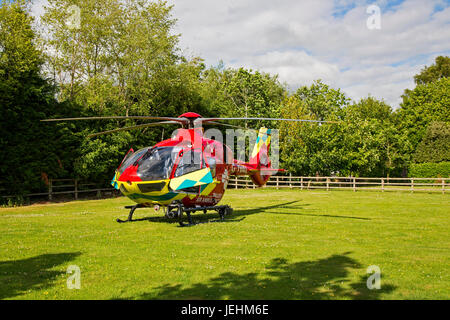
[[220, 67, 285, 128], [396, 77, 450, 150], [414, 122, 450, 163], [196, 62, 233, 117], [344, 96, 391, 121], [343, 98, 411, 177], [295, 80, 349, 121], [414, 56, 450, 85], [41, 0, 203, 181], [279, 81, 349, 176], [42, 0, 178, 111], [280, 90, 409, 177], [0, 1, 73, 196]]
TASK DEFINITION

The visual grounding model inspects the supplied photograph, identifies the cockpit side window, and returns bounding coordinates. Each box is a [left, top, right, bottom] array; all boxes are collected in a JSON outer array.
[[206, 156, 216, 178], [174, 149, 206, 178]]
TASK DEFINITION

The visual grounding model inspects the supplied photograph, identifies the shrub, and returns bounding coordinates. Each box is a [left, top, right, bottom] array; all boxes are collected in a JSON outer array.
[[408, 162, 450, 178], [414, 122, 450, 163]]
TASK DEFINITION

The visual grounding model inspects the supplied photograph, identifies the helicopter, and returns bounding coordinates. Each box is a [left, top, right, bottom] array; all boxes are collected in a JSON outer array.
[[43, 112, 332, 226]]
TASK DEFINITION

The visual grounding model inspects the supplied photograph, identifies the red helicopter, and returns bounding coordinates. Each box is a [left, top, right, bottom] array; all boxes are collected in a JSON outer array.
[[43, 112, 331, 226]]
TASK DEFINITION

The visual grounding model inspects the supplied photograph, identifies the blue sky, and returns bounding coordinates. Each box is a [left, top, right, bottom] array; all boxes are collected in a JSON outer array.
[[25, 0, 450, 108]]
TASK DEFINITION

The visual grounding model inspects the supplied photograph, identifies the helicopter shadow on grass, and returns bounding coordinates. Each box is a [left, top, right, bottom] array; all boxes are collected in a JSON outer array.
[[125, 200, 369, 225], [231, 201, 371, 221], [116, 252, 395, 300], [0, 252, 81, 299]]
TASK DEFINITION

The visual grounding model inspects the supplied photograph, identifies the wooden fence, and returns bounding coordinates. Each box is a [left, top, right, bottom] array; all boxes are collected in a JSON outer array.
[[1, 179, 119, 201], [1, 175, 449, 201], [227, 175, 449, 193], [46, 179, 120, 200]]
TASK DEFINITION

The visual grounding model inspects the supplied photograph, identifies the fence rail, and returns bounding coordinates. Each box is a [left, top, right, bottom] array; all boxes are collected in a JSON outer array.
[[1, 175, 449, 201], [1, 179, 119, 201], [227, 175, 449, 193]]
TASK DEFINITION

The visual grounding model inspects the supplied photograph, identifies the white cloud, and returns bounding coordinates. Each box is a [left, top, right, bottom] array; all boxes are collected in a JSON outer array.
[[229, 50, 340, 89], [169, 0, 450, 108], [30, 0, 450, 108]]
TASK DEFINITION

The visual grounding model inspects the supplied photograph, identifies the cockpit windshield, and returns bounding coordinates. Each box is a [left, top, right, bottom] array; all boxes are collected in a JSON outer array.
[[118, 146, 208, 181], [136, 147, 177, 181]]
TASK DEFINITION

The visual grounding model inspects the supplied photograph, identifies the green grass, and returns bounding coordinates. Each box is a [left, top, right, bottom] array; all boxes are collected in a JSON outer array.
[[0, 189, 449, 300]]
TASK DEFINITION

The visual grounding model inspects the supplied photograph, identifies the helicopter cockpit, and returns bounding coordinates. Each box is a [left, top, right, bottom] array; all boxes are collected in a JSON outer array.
[[117, 146, 209, 182]]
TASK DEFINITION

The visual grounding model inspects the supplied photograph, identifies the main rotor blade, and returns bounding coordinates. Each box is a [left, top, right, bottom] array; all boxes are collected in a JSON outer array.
[[201, 121, 246, 129], [87, 121, 180, 138], [41, 116, 188, 122], [197, 117, 338, 123]]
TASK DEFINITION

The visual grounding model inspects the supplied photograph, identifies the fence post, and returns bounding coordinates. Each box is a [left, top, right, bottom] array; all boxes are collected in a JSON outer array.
[[411, 178, 414, 193], [289, 173, 292, 189], [443, 179, 445, 194], [74, 179, 78, 200], [381, 178, 384, 192], [326, 177, 330, 191], [235, 176, 238, 189], [48, 179, 53, 201], [353, 177, 356, 192], [301, 177, 303, 190], [276, 176, 279, 190]]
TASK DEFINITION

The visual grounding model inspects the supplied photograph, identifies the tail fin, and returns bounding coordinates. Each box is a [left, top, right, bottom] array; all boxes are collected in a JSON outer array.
[[249, 127, 272, 167], [248, 127, 284, 186], [231, 127, 284, 186]]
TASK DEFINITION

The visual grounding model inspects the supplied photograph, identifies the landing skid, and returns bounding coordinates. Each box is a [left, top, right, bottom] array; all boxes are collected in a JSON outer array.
[[116, 203, 233, 226], [174, 204, 233, 227]]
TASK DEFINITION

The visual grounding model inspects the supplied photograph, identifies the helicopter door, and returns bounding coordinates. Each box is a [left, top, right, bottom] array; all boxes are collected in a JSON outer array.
[[169, 149, 213, 192]]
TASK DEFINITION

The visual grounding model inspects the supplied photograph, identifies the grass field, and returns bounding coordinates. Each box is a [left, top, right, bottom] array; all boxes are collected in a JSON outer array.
[[0, 189, 449, 300]]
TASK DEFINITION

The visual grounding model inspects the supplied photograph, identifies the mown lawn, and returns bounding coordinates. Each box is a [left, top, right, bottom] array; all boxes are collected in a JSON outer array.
[[0, 189, 448, 300]]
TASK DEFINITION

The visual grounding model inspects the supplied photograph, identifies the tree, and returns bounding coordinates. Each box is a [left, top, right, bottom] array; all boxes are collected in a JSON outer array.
[[414, 122, 450, 163], [41, 0, 202, 181], [295, 80, 349, 121], [220, 68, 285, 128], [343, 97, 411, 177], [0, 1, 72, 197], [280, 91, 410, 177], [279, 81, 349, 176], [414, 56, 450, 85], [42, 0, 182, 113], [396, 77, 450, 150]]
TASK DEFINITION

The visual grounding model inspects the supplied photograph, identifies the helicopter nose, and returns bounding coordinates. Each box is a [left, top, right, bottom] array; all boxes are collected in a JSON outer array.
[[117, 165, 141, 183]]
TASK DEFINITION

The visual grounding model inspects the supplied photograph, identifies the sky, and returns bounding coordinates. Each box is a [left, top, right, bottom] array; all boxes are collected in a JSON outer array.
[[29, 0, 450, 108]]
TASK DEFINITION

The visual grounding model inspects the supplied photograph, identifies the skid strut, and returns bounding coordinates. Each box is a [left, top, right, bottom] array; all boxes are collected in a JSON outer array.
[[170, 204, 233, 227], [116, 204, 145, 223]]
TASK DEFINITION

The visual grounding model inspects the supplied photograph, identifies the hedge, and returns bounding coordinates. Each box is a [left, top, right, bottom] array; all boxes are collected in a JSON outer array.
[[408, 162, 450, 178]]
